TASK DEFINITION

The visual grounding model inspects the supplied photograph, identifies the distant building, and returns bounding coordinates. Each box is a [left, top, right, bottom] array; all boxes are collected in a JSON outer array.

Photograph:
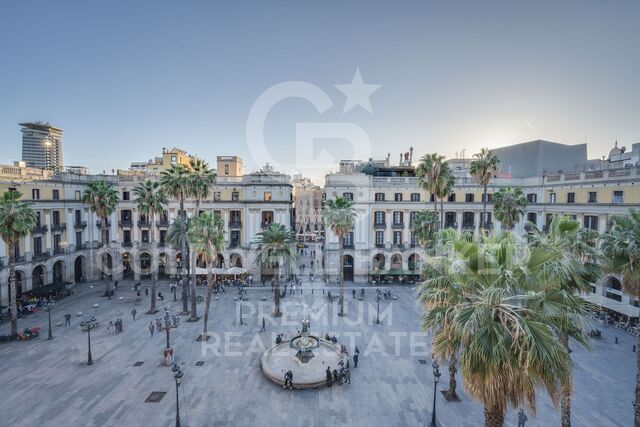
[[66, 166, 89, 175], [216, 156, 244, 177], [20, 121, 64, 171], [292, 173, 324, 241], [124, 147, 197, 175]]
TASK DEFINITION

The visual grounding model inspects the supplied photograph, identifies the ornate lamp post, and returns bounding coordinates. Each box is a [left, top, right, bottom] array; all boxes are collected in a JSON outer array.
[[238, 287, 245, 325], [376, 292, 381, 324], [44, 300, 54, 340], [172, 364, 184, 427], [430, 361, 442, 427], [80, 317, 98, 365], [163, 308, 175, 350]]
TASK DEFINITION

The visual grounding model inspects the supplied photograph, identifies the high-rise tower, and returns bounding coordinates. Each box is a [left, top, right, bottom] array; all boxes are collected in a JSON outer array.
[[20, 121, 64, 171]]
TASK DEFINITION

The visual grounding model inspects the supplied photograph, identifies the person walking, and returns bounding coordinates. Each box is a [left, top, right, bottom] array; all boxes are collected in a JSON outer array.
[[107, 321, 113, 336], [517, 409, 528, 427], [131, 307, 137, 321], [326, 366, 332, 387], [118, 318, 124, 333], [352, 289, 356, 299], [260, 317, 266, 332], [148, 321, 155, 337], [144, 287, 149, 297], [353, 345, 360, 368], [64, 313, 71, 327]]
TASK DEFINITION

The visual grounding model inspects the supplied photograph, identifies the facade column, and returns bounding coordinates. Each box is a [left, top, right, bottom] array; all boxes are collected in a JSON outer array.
[[598, 214, 608, 234], [109, 211, 118, 245], [456, 210, 462, 234], [474, 211, 480, 237], [44, 210, 52, 254], [132, 209, 139, 242], [66, 208, 74, 251]]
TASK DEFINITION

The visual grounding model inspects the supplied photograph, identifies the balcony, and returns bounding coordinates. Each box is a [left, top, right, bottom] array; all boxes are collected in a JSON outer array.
[[96, 219, 111, 228], [481, 223, 493, 230], [393, 243, 404, 249], [137, 219, 151, 228], [261, 221, 273, 229], [121, 241, 133, 248], [462, 223, 475, 230], [375, 243, 385, 248], [157, 242, 165, 248], [229, 240, 241, 248], [444, 222, 457, 229], [392, 222, 405, 229], [33, 252, 50, 262], [343, 243, 355, 249], [229, 220, 243, 229], [373, 221, 386, 228], [53, 247, 66, 255], [74, 220, 87, 230], [156, 219, 169, 228], [119, 219, 133, 227], [51, 223, 66, 232], [15, 255, 25, 263], [32, 224, 48, 235], [75, 242, 84, 250]]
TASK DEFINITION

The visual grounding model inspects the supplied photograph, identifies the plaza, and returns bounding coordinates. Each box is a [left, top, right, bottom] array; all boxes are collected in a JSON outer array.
[[0, 279, 634, 427]]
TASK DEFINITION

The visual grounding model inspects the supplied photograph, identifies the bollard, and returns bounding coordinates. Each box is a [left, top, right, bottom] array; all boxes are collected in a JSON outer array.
[[615, 337, 619, 344]]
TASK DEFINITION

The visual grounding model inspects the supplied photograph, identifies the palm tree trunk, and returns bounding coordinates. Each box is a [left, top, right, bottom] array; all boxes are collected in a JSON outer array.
[[433, 197, 439, 231], [179, 196, 189, 315], [635, 333, 640, 426], [189, 201, 200, 321], [447, 353, 458, 400], [8, 241, 18, 337], [483, 404, 505, 427], [101, 217, 110, 300], [148, 211, 158, 314], [440, 198, 444, 230], [560, 333, 572, 427], [482, 184, 488, 228], [273, 266, 281, 317], [338, 235, 345, 316], [203, 255, 214, 337]]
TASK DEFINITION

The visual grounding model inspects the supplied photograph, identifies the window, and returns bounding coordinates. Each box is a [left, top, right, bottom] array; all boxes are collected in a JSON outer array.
[[224, 165, 229, 175], [393, 211, 403, 225], [526, 193, 537, 203], [613, 191, 624, 204], [35, 211, 42, 227], [33, 237, 42, 256], [8, 187, 16, 193], [430, 193, 435, 203], [375, 193, 385, 202], [375, 231, 384, 247], [465, 193, 474, 203], [75, 190, 81, 200], [393, 231, 402, 245], [171, 155, 177, 164], [52, 189, 59, 200], [410, 193, 420, 202], [231, 210, 242, 225], [584, 215, 598, 230], [549, 192, 557, 204], [213, 192, 221, 201], [159, 230, 167, 244], [213, 210, 222, 219], [75, 231, 82, 247], [261, 211, 273, 226], [232, 191, 239, 201], [463, 212, 475, 228], [526, 212, 537, 226], [264, 192, 272, 201], [123, 229, 132, 243], [374, 211, 385, 225], [141, 230, 149, 243], [344, 232, 354, 247], [343, 192, 353, 201], [409, 211, 418, 224], [75, 210, 82, 224], [482, 193, 492, 203], [32, 189, 40, 200], [230, 230, 240, 247], [52, 211, 61, 226], [448, 193, 456, 202], [122, 191, 130, 201], [567, 192, 575, 204], [53, 234, 61, 252], [394, 193, 403, 202], [588, 192, 597, 203]]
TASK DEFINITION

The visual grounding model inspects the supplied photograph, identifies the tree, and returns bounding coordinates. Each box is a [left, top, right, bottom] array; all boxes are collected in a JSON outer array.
[[255, 223, 297, 317], [82, 181, 118, 299], [323, 196, 356, 316], [410, 210, 437, 249], [133, 179, 166, 314], [186, 159, 216, 322], [492, 186, 527, 229], [160, 164, 191, 315], [469, 148, 500, 228], [420, 233, 574, 427], [435, 165, 454, 230], [602, 209, 640, 426], [0, 191, 37, 336], [187, 212, 224, 337], [416, 153, 446, 229], [529, 215, 600, 427]]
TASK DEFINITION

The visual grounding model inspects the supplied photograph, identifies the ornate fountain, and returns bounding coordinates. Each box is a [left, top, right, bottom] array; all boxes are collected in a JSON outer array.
[[289, 315, 319, 363]]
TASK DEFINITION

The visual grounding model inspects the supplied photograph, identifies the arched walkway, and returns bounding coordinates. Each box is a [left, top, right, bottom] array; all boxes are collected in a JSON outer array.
[[390, 254, 402, 270], [53, 260, 65, 284], [139, 252, 151, 279], [215, 253, 225, 269], [607, 276, 622, 291], [32, 265, 47, 289], [15, 270, 25, 298], [408, 254, 421, 273], [122, 252, 133, 279], [74, 256, 85, 283], [158, 253, 168, 278], [343, 255, 354, 282], [230, 253, 243, 268], [373, 253, 385, 270]]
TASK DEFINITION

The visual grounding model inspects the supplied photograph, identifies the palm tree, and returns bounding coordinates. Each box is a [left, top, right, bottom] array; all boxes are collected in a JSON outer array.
[[186, 159, 216, 322], [160, 164, 191, 315], [530, 215, 600, 427], [492, 186, 527, 229], [255, 223, 297, 317], [420, 233, 574, 427], [0, 191, 37, 337], [435, 165, 454, 230], [133, 179, 166, 314], [410, 210, 437, 249], [602, 209, 640, 426], [469, 148, 500, 228], [187, 212, 224, 337], [82, 181, 118, 299], [416, 153, 446, 228], [323, 196, 356, 316]]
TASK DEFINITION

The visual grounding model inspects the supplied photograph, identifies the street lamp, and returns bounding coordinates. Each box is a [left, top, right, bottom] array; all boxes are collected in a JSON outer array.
[[376, 293, 381, 324], [430, 361, 442, 427], [163, 308, 175, 350], [238, 287, 245, 325], [80, 317, 98, 365], [172, 364, 184, 427], [172, 282, 177, 302], [44, 300, 54, 340]]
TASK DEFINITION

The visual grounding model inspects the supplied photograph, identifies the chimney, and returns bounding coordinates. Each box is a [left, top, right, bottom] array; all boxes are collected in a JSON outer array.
[[409, 147, 413, 165], [399, 153, 403, 166]]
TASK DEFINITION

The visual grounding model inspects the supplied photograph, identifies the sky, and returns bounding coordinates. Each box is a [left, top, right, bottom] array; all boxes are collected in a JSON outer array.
[[1, 0, 639, 182]]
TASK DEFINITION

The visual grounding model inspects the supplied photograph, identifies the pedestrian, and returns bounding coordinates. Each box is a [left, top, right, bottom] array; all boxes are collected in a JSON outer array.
[[517, 409, 528, 427], [131, 307, 137, 320], [64, 313, 71, 327], [114, 280, 119, 291], [144, 288, 149, 297], [353, 345, 360, 368], [158, 292, 164, 301], [107, 321, 113, 336], [326, 366, 332, 387], [352, 289, 356, 299], [119, 318, 124, 333], [149, 321, 155, 337], [260, 317, 266, 332]]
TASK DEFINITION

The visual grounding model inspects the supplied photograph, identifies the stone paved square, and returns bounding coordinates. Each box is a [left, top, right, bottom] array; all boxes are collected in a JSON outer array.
[[0, 280, 635, 427]]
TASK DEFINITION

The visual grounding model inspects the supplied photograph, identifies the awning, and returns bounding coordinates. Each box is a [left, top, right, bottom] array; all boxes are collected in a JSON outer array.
[[195, 267, 226, 275], [225, 267, 247, 275], [25, 282, 65, 296], [581, 294, 640, 318]]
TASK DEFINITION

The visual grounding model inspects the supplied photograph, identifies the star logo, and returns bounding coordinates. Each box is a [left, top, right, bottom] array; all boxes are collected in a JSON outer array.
[[335, 68, 381, 113]]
